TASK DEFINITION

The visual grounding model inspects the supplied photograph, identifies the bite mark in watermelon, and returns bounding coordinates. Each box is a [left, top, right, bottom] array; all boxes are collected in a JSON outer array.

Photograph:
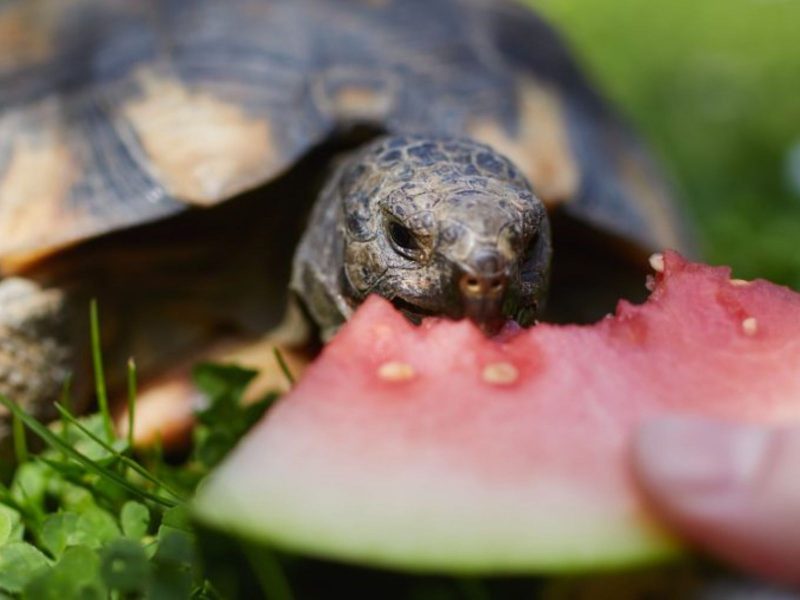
[[193, 253, 800, 574]]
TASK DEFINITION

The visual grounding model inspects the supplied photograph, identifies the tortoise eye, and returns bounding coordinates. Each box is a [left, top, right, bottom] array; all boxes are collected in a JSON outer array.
[[388, 221, 421, 255]]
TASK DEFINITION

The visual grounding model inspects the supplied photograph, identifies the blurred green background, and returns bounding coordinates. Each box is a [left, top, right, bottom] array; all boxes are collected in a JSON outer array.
[[531, 0, 800, 288]]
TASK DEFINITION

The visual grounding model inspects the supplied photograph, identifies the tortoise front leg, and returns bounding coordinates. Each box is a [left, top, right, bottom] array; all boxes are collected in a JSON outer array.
[[0, 277, 82, 435], [116, 330, 311, 450]]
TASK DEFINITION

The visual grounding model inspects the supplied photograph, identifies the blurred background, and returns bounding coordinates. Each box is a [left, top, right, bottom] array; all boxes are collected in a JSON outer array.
[[532, 0, 800, 288]]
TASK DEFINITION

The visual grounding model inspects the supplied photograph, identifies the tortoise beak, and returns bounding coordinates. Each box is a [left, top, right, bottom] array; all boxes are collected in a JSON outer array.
[[458, 251, 509, 336]]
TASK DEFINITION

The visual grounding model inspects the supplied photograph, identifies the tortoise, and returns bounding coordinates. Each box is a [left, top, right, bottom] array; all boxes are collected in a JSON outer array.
[[0, 0, 691, 441]]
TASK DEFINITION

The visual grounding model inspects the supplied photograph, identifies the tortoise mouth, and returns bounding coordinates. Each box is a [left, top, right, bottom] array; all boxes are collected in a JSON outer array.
[[391, 297, 441, 325]]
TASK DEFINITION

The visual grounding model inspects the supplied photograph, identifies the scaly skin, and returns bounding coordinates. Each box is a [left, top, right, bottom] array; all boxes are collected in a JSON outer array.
[[0, 278, 77, 430], [291, 135, 552, 339]]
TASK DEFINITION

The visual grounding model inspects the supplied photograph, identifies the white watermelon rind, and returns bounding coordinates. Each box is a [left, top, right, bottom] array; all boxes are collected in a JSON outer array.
[[192, 451, 683, 575]]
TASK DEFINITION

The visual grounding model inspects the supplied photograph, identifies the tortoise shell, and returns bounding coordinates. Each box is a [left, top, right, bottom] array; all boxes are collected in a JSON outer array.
[[0, 0, 690, 271]]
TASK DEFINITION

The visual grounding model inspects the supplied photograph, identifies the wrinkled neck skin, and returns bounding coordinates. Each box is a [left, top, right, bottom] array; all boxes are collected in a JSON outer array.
[[291, 135, 552, 340]]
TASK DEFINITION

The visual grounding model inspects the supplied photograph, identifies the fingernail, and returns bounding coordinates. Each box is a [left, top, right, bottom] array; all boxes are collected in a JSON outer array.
[[634, 416, 769, 495]]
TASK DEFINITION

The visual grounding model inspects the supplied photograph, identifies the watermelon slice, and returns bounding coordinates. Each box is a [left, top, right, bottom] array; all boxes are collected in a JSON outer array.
[[193, 252, 800, 574]]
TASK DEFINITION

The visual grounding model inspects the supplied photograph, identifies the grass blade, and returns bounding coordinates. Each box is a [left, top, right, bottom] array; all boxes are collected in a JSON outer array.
[[59, 374, 73, 443], [54, 404, 185, 503], [127, 358, 137, 451], [89, 300, 115, 443], [242, 542, 294, 600], [272, 347, 295, 387], [0, 395, 175, 507], [11, 408, 27, 464]]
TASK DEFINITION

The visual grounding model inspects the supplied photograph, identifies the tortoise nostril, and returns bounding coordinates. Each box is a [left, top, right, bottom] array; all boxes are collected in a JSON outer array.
[[459, 251, 509, 297], [460, 273, 506, 296]]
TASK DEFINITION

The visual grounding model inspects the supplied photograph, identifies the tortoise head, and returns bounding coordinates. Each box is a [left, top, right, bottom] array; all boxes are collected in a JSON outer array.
[[291, 135, 551, 338]]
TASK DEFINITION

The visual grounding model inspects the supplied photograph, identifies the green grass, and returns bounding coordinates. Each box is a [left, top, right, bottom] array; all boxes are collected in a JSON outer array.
[[0, 306, 276, 598], [532, 0, 800, 287]]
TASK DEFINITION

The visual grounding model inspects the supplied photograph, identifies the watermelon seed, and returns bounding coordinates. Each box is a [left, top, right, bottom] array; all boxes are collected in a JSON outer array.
[[730, 278, 751, 287], [482, 362, 519, 385], [741, 317, 758, 336], [648, 253, 665, 273], [378, 361, 416, 382]]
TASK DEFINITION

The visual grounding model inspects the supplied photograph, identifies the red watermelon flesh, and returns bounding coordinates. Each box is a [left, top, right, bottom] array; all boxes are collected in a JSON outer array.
[[193, 253, 800, 573]]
